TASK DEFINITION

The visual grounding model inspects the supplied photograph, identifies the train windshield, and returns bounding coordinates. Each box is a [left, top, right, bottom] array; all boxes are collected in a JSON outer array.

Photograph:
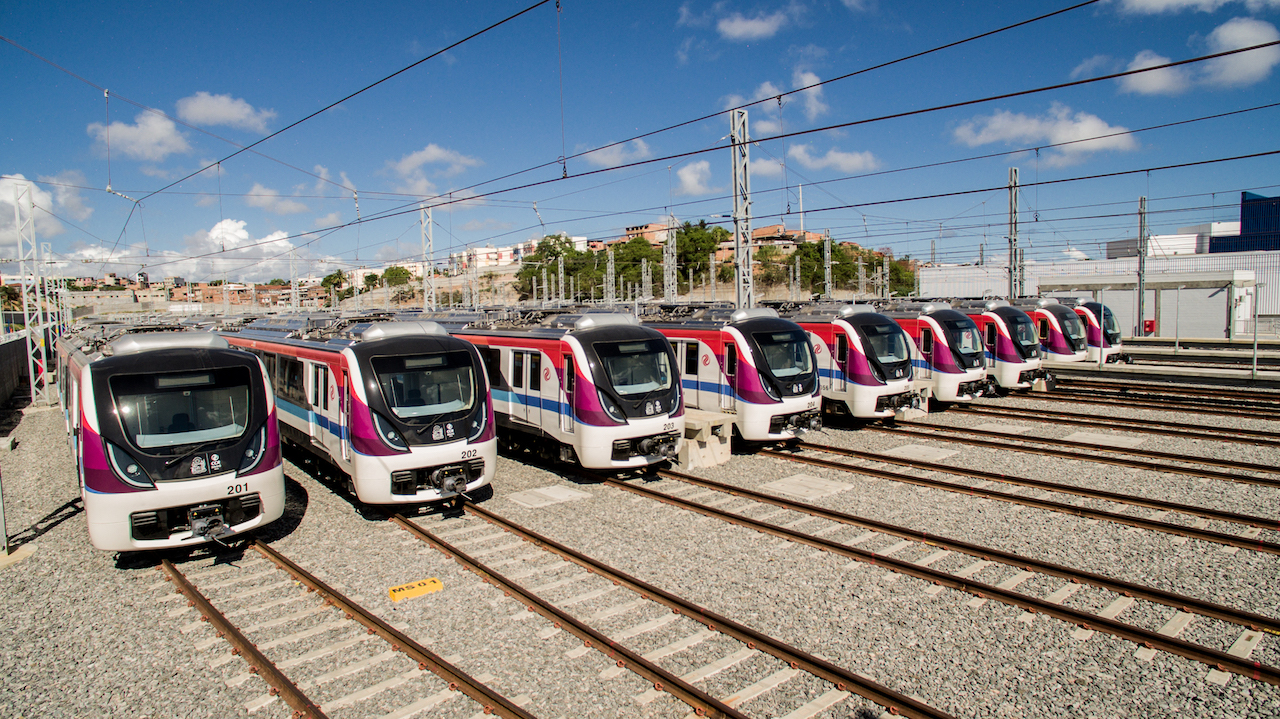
[[112, 369, 251, 449], [941, 319, 983, 354], [372, 351, 476, 418], [596, 340, 673, 396], [1007, 314, 1040, 353], [752, 330, 814, 378], [859, 323, 910, 364]]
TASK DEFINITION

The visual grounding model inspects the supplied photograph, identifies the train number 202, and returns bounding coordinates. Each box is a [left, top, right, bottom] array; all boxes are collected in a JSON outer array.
[[226, 483, 248, 495], [461, 449, 478, 460]]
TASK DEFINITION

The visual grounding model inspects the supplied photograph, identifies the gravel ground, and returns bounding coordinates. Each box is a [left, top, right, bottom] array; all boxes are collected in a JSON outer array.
[[1, 388, 1278, 718]]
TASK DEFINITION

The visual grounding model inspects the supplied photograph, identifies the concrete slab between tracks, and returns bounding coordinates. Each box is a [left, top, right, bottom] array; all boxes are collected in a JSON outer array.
[[763, 474, 854, 499], [1062, 432, 1146, 448], [972, 423, 1032, 435], [880, 444, 959, 461], [506, 485, 592, 508]]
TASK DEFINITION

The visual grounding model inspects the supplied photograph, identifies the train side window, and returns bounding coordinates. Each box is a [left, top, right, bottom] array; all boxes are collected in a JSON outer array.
[[920, 328, 934, 355], [513, 352, 524, 389], [725, 344, 737, 377], [836, 335, 848, 363], [563, 354, 574, 395], [684, 342, 699, 375], [985, 324, 997, 348], [479, 347, 505, 390], [1038, 318, 1050, 339], [529, 353, 541, 391], [320, 366, 330, 410]]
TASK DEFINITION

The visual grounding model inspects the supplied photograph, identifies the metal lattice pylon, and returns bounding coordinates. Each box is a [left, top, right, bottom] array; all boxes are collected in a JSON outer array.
[[13, 185, 50, 406], [663, 214, 677, 300], [730, 109, 753, 310]]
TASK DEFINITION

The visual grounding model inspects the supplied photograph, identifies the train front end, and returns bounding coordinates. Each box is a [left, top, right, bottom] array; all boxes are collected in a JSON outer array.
[[1076, 301, 1123, 363], [344, 326, 496, 504], [79, 334, 284, 551], [731, 310, 823, 441]]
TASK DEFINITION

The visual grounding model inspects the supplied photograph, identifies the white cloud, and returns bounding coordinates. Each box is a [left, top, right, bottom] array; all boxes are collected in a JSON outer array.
[[1115, 0, 1280, 13], [0, 175, 64, 247], [953, 103, 1139, 167], [1118, 50, 1192, 94], [1071, 54, 1116, 80], [582, 139, 652, 168], [753, 117, 783, 135], [87, 111, 190, 162], [676, 161, 715, 195], [1062, 247, 1090, 260], [461, 218, 515, 232], [245, 183, 308, 215], [718, 9, 791, 40], [393, 143, 482, 178], [176, 92, 276, 133], [38, 170, 93, 222], [677, 2, 714, 27], [841, 0, 875, 10], [1202, 17, 1280, 86], [750, 159, 785, 178], [792, 69, 828, 121], [314, 211, 343, 228], [788, 143, 880, 172]]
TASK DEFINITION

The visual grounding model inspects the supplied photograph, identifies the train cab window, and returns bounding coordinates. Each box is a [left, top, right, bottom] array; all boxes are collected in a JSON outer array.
[[111, 369, 251, 449], [684, 342, 700, 376], [1038, 318, 1050, 339], [836, 335, 848, 364], [513, 352, 524, 389], [528, 353, 541, 392], [920, 328, 934, 355], [725, 344, 737, 377], [985, 324, 997, 348]]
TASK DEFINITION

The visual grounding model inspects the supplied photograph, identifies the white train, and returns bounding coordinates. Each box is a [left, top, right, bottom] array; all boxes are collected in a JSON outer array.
[[880, 301, 990, 404], [220, 315, 496, 504], [952, 299, 1047, 392], [54, 326, 285, 551]]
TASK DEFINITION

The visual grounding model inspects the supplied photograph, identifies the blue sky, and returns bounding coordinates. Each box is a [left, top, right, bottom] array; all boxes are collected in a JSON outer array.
[[2, 0, 1279, 284]]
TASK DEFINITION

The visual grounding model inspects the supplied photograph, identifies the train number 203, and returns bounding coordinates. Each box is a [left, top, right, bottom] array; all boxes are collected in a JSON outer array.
[[226, 483, 248, 495]]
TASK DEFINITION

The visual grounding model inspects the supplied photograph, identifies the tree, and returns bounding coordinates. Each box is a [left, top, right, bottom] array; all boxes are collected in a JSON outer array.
[[673, 221, 729, 295], [321, 270, 345, 292], [267, 278, 288, 286], [0, 285, 18, 311], [363, 273, 379, 291], [382, 265, 412, 287]]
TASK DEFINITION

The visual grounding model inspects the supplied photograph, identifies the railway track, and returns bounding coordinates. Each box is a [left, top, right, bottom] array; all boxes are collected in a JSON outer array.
[[157, 543, 534, 719], [949, 404, 1280, 447], [393, 508, 953, 719], [1021, 388, 1280, 420], [582, 467, 1278, 686], [770, 442, 1278, 553], [870, 423, 1280, 488]]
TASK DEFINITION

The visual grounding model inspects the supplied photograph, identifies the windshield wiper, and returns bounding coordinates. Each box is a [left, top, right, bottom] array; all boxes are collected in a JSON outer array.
[[164, 442, 212, 469]]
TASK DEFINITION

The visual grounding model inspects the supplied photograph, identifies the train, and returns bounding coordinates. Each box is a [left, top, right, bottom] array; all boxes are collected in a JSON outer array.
[[879, 301, 990, 403], [783, 304, 919, 418], [1070, 300, 1124, 363], [218, 315, 496, 504], [54, 324, 285, 551], [1011, 298, 1088, 364], [952, 299, 1048, 392], [640, 306, 823, 441], [417, 310, 684, 469]]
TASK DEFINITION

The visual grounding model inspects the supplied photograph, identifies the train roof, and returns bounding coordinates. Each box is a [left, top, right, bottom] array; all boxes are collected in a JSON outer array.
[[877, 301, 957, 319], [219, 313, 459, 352], [59, 322, 228, 359], [638, 305, 806, 332]]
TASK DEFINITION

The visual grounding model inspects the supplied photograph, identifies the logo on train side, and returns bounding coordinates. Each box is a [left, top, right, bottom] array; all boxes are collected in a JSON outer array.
[[191, 455, 208, 475], [209, 454, 222, 472], [701, 354, 710, 366]]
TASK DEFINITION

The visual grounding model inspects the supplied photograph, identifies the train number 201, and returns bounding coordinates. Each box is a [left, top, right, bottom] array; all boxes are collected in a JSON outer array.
[[226, 483, 248, 495], [461, 449, 478, 460]]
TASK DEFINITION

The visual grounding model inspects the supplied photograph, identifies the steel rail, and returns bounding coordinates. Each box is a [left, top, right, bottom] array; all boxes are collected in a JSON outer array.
[[633, 465, 1280, 636], [872, 424, 1280, 488], [1024, 391, 1279, 421], [792, 441, 1278, 532], [949, 405, 1280, 446], [432, 505, 957, 719], [763, 447, 1279, 554], [249, 541, 537, 719], [389, 515, 751, 719], [1057, 378, 1280, 404], [592, 473, 1280, 684], [159, 559, 329, 719]]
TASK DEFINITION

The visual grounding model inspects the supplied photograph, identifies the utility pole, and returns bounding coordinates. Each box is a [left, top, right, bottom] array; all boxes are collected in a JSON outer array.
[[822, 230, 833, 301], [1007, 167, 1020, 299], [541, 266, 548, 307], [558, 254, 565, 303], [1137, 195, 1148, 336], [289, 249, 297, 311], [664, 215, 678, 300], [709, 252, 716, 302], [641, 258, 652, 299], [793, 253, 800, 301], [605, 247, 616, 307], [857, 258, 866, 298], [421, 206, 435, 311], [730, 108, 754, 309]]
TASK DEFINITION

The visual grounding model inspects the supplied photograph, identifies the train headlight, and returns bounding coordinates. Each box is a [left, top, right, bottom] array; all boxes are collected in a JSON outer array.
[[468, 403, 487, 442], [372, 412, 409, 452], [761, 376, 780, 401], [105, 440, 154, 489], [238, 424, 269, 474], [597, 389, 626, 424]]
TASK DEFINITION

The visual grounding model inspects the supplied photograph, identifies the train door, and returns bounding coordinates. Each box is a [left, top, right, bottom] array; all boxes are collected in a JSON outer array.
[[560, 353, 575, 434], [527, 351, 543, 429], [312, 363, 337, 454], [511, 351, 527, 423], [721, 343, 737, 413], [833, 332, 848, 393], [306, 362, 322, 445], [681, 341, 701, 410], [984, 322, 998, 368], [918, 327, 934, 381], [511, 351, 542, 427], [339, 369, 350, 462]]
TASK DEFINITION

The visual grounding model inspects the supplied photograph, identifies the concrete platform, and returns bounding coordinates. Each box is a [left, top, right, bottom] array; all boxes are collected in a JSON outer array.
[[1048, 361, 1280, 389]]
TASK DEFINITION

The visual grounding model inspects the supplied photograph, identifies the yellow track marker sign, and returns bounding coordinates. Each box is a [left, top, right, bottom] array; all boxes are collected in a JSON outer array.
[[388, 577, 443, 602]]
